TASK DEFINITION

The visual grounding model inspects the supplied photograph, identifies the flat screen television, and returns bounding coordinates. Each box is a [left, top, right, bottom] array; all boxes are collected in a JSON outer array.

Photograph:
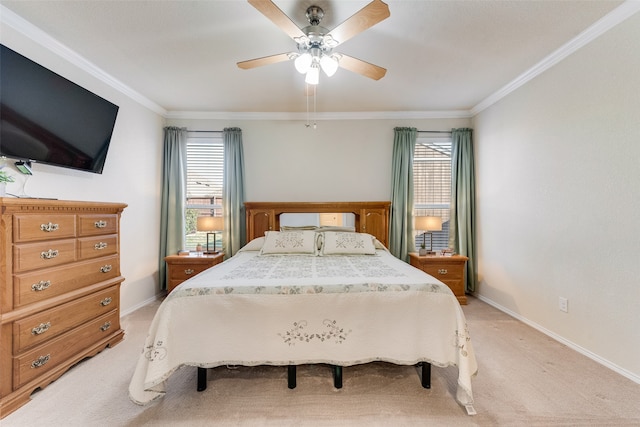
[[0, 44, 119, 174]]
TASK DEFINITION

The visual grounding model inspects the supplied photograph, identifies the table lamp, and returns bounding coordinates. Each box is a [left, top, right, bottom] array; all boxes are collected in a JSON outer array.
[[196, 216, 224, 254], [415, 216, 442, 256]]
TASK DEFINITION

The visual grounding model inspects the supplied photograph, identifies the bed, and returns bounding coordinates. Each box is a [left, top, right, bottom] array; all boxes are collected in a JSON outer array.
[[129, 201, 477, 413]]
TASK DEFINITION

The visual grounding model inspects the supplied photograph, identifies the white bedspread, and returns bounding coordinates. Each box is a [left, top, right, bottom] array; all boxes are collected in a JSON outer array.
[[129, 250, 477, 408]]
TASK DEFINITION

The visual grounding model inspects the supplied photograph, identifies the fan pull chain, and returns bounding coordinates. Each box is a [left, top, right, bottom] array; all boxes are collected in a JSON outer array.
[[313, 86, 317, 129], [305, 84, 317, 129]]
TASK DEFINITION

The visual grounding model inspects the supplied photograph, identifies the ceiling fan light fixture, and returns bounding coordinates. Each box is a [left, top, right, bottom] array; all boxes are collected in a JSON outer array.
[[294, 52, 312, 74], [305, 64, 320, 85], [320, 54, 339, 77]]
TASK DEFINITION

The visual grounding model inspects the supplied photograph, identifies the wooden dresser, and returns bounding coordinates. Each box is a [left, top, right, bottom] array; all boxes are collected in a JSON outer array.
[[0, 198, 127, 418], [409, 253, 469, 305]]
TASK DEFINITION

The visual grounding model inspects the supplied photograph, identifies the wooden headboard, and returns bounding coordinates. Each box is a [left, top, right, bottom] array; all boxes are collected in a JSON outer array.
[[245, 201, 391, 247]]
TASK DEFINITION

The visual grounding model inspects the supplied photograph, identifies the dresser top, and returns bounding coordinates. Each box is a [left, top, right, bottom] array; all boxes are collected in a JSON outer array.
[[0, 198, 127, 214]]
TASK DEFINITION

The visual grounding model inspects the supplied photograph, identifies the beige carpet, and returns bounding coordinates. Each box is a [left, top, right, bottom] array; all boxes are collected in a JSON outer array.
[[3, 297, 640, 426]]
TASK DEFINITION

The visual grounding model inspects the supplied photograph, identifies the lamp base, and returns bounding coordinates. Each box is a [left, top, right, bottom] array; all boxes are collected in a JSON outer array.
[[204, 231, 219, 255]]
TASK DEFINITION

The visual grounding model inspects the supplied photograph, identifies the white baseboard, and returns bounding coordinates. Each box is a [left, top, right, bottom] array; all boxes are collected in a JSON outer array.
[[473, 294, 640, 385], [120, 293, 164, 317]]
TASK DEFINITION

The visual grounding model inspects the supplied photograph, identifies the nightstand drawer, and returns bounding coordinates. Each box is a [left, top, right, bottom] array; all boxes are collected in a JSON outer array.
[[419, 263, 464, 280], [169, 264, 211, 281]]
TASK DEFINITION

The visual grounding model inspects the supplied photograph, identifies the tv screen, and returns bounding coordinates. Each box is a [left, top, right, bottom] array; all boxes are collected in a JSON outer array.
[[0, 44, 119, 174]]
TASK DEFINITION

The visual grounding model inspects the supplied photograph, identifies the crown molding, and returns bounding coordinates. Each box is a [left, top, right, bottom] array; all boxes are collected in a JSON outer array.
[[0, 5, 168, 116], [471, 0, 640, 116], [164, 110, 473, 120]]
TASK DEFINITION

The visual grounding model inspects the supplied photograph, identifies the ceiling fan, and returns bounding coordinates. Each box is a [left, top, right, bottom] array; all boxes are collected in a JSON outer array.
[[237, 0, 390, 85]]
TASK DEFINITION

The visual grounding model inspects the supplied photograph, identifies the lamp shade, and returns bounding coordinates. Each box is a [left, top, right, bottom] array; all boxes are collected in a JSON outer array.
[[415, 216, 442, 232], [197, 216, 224, 232]]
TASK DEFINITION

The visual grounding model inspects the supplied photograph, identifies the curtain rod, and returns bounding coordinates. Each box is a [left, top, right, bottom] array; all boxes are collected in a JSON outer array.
[[187, 130, 223, 133], [417, 130, 451, 134]]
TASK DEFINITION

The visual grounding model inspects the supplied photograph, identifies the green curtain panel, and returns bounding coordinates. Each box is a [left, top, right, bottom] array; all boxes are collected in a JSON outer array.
[[223, 127, 246, 257], [389, 127, 417, 262], [450, 128, 477, 293], [159, 127, 187, 290]]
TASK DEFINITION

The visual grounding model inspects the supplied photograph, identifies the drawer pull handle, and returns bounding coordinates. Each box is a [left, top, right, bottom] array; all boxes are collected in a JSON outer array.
[[184, 268, 195, 275], [95, 220, 107, 228], [32, 322, 52, 335], [40, 222, 59, 232], [100, 265, 112, 273], [31, 354, 50, 369], [100, 321, 112, 332], [94, 242, 108, 250], [438, 269, 448, 275], [32, 280, 51, 292], [40, 249, 59, 259], [100, 297, 113, 306]]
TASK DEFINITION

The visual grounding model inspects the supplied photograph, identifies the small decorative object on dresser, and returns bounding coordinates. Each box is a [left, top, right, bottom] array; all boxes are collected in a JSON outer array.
[[0, 198, 127, 418], [409, 252, 468, 305], [165, 252, 224, 293]]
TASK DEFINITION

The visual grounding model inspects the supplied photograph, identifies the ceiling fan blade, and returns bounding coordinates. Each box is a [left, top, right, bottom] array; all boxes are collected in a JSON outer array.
[[248, 0, 305, 40], [237, 53, 293, 70], [327, 0, 390, 46], [338, 54, 387, 80]]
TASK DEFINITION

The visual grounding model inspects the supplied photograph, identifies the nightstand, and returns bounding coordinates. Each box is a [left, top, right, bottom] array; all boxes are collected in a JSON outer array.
[[165, 253, 224, 293], [409, 253, 469, 305]]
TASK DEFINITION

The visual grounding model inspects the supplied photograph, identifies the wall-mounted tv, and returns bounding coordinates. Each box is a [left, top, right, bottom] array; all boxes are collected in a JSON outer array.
[[0, 44, 119, 174]]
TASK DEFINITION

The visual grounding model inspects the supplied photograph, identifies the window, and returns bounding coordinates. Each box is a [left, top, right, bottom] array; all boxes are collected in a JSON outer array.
[[185, 132, 223, 251], [413, 136, 452, 252]]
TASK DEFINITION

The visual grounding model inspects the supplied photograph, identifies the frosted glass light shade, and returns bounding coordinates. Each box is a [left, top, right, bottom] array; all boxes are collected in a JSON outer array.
[[305, 65, 320, 85], [294, 53, 312, 74], [320, 54, 339, 77]]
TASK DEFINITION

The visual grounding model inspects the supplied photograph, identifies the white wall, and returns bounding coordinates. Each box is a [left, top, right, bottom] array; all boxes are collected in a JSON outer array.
[[168, 117, 471, 202], [1, 29, 164, 315], [473, 13, 640, 381]]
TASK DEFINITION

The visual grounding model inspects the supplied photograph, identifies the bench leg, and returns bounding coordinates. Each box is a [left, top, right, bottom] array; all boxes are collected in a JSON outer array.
[[197, 367, 207, 391], [288, 365, 297, 389], [421, 362, 431, 389], [333, 365, 343, 389]]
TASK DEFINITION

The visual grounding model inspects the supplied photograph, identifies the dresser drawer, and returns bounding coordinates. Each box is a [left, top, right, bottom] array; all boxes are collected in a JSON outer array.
[[13, 256, 121, 308], [13, 239, 77, 273], [13, 286, 119, 353], [78, 214, 118, 236], [13, 310, 119, 389], [12, 214, 77, 243], [78, 234, 118, 260]]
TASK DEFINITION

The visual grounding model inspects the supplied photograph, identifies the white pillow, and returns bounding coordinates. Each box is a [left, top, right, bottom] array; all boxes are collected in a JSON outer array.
[[320, 232, 376, 255], [260, 230, 318, 255]]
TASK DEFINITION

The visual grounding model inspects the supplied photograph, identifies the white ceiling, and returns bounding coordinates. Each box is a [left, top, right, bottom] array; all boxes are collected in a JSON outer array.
[[0, 0, 632, 116]]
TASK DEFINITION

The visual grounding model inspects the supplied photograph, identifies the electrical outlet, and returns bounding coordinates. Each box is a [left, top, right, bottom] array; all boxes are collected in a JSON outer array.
[[559, 297, 568, 313]]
